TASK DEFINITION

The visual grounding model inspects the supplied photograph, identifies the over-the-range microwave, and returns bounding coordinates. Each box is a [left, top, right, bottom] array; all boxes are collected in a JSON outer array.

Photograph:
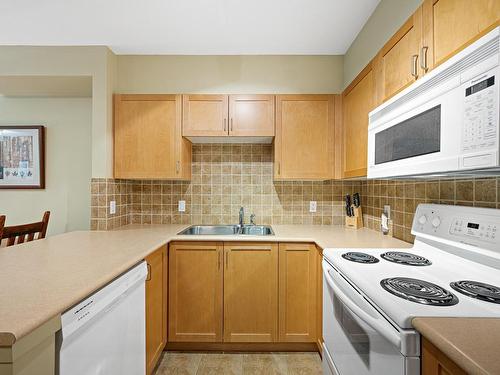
[[368, 26, 500, 179]]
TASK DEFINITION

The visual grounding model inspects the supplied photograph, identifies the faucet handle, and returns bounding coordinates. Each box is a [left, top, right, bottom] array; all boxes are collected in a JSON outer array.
[[250, 213, 256, 225]]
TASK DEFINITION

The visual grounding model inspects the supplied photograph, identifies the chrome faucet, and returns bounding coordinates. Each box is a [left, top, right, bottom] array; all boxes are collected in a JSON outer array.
[[239, 207, 244, 227]]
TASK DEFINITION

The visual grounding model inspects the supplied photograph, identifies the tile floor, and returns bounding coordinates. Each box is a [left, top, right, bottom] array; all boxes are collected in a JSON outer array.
[[154, 352, 323, 375]]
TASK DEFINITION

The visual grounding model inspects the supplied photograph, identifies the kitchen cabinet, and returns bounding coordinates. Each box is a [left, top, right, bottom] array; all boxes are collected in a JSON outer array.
[[228, 95, 275, 137], [374, 9, 423, 105], [114, 94, 191, 180], [422, 0, 500, 71], [274, 95, 336, 180], [145, 246, 167, 375], [316, 246, 323, 353], [278, 243, 317, 343], [182, 94, 275, 138], [223, 242, 278, 342], [182, 94, 229, 137], [422, 337, 466, 375], [168, 242, 223, 342], [342, 63, 375, 178]]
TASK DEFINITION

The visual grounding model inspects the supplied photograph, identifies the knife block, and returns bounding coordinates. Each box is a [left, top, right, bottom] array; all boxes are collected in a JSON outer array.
[[345, 206, 363, 229]]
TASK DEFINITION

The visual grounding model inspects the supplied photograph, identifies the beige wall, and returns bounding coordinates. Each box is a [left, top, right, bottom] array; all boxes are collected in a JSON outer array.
[[117, 55, 344, 93], [0, 97, 92, 235], [343, 0, 422, 87], [0, 46, 115, 178]]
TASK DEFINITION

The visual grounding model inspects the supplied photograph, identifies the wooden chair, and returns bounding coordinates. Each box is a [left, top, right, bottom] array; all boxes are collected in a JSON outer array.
[[0, 211, 50, 247]]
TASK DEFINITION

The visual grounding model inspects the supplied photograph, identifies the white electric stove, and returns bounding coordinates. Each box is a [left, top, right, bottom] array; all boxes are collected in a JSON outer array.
[[322, 204, 500, 375]]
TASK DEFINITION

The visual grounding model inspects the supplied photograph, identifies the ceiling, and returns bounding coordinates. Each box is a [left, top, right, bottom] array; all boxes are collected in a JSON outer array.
[[0, 0, 380, 55]]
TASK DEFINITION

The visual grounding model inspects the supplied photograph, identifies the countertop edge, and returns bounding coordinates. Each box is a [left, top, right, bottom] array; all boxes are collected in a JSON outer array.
[[412, 317, 494, 375]]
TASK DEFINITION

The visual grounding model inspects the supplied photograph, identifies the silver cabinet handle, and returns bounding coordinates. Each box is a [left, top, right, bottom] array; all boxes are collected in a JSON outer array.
[[223, 118, 227, 132], [176, 160, 180, 174], [225, 250, 228, 269], [277, 162, 280, 175], [411, 54, 419, 79], [230, 118, 233, 132], [420, 46, 428, 72], [218, 251, 221, 270]]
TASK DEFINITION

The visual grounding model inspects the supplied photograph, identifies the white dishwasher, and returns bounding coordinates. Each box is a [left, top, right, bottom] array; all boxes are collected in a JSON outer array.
[[57, 261, 148, 375]]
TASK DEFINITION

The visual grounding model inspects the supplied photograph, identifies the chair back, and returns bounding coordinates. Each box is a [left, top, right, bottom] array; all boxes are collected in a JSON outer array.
[[1, 211, 50, 247]]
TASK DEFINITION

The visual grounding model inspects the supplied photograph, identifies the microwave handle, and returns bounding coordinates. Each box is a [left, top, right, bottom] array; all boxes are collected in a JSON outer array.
[[324, 266, 401, 349]]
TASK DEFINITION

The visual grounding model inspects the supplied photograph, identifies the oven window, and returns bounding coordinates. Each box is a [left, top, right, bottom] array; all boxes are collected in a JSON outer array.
[[375, 105, 441, 165]]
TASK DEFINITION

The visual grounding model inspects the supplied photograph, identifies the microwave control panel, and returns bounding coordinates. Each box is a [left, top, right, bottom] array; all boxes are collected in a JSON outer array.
[[462, 74, 497, 152]]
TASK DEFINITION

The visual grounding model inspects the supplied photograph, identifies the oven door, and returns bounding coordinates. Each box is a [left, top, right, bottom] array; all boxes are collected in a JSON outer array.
[[322, 260, 419, 375]]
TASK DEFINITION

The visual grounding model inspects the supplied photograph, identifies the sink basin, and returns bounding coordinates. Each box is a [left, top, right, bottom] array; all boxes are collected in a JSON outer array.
[[177, 225, 274, 236]]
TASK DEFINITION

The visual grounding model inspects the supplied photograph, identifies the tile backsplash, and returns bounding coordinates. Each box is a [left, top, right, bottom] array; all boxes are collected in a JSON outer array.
[[90, 144, 499, 243], [91, 144, 362, 230]]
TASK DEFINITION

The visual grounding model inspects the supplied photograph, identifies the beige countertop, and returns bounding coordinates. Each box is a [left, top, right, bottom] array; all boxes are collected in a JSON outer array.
[[0, 224, 410, 347], [413, 317, 500, 375]]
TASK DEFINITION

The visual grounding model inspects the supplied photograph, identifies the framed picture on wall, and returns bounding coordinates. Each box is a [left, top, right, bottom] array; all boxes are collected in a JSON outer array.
[[0, 126, 45, 189]]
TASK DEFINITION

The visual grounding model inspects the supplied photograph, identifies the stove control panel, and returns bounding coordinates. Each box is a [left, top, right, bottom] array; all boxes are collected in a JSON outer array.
[[412, 204, 500, 252], [449, 217, 497, 242]]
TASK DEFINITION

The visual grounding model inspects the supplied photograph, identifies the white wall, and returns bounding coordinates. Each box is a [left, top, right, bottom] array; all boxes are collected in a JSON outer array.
[[0, 97, 92, 235], [343, 0, 422, 87]]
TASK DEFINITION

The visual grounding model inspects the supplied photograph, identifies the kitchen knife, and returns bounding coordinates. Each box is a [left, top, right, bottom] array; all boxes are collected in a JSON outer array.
[[353, 193, 360, 208], [345, 195, 352, 217]]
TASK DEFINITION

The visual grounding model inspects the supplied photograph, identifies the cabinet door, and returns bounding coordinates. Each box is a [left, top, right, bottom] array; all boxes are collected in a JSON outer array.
[[182, 94, 229, 137], [168, 242, 223, 342], [145, 246, 167, 375], [275, 95, 335, 180], [278, 243, 317, 343], [316, 246, 323, 352], [114, 94, 190, 179], [422, 338, 467, 375], [374, 9, 423, 104], [228, 95, 275, 137], [224, 242, 278, 342], [422, 0, 500, 71], [342, 64, 374, 178]]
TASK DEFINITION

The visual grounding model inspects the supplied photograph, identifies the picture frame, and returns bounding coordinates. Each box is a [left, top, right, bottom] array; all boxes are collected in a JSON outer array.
[[0, 125, 45, 189]]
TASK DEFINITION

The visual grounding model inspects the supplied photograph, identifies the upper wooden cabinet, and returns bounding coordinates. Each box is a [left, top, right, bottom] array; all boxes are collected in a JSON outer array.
[[182, 94, 275, 138], [168, 242, 223, 342], [278, 243, 318, 343], [229, 95, 275, 137], [422, 0, 500, 71], [223, 242, 278, 343], [182, 94, 228, 137], [342, 64, 375, 178], [275, 95, 336, 180], [374, 9, 423, 104], [145, 246, 167, 375], [114, 94, 191, 180]]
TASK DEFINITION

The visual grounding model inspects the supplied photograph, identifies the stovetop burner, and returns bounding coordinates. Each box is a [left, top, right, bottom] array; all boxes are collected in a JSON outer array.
[[450, 280, 500, 304], [381, 251, 432, 266], [381, 277, 459, 306], [341, 252, 379, 264]]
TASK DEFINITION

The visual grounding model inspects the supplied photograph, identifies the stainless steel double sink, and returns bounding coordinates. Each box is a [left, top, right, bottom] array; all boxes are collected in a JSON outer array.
[[178, 225, 274, 236]]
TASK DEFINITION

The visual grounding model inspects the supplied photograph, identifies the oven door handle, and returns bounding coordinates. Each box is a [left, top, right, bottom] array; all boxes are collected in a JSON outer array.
[[325, 268, 401, 349]]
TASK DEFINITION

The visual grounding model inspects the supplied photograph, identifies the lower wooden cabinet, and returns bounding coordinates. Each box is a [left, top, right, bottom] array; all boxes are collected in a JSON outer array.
[[168, 242, 223, 342], [224, 242, 278, 342], [422, 337, 466, 375], [167, 241, 320, 345], [145, 246, 167, 375], [278, 243, 318, 343]]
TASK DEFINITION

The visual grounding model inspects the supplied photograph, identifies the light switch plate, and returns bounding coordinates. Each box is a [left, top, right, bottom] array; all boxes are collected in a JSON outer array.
[[109, 200, 116, 215], [309, 201, 317, 213], [178, 200, 186, 212]]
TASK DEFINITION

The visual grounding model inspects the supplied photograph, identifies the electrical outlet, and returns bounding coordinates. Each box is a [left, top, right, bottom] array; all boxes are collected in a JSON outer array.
[[309, 201, 317, 213], [384, 205, 391, 219], [109, 200, 116, 215], [178, 200, 186, 212]]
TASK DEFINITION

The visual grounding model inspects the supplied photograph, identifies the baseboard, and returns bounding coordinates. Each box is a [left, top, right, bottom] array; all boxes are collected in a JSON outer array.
[[164, 342, 319, 352]]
